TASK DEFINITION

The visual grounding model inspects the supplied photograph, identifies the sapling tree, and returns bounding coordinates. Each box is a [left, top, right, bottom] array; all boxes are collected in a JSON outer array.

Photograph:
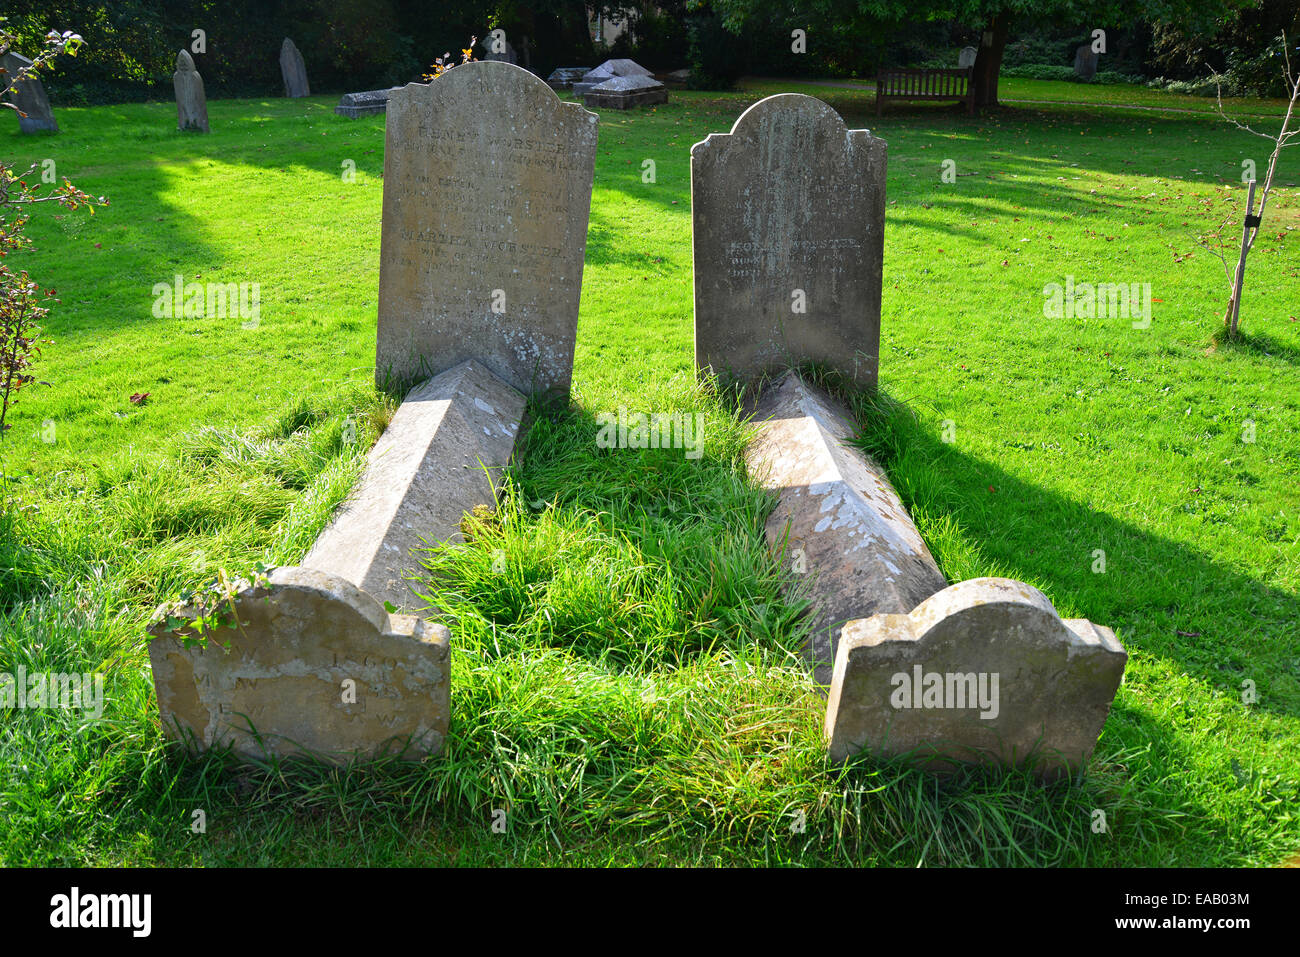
[[1200, 33, 1300, 340]]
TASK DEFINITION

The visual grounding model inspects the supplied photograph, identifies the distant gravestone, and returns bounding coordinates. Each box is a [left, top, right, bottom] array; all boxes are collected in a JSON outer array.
[[1073, 44, 1098, 80], [173, 50, 209, 132], [375, 61, 599, 402], [957, 46, 978, 69], [692, 94, 886, 392], [2, 51, 58, 133], [280, 37, 310, 97], [481, 36, 518, 65]]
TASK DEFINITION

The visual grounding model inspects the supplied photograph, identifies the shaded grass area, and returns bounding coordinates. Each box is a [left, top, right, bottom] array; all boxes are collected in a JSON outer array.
[[0, 79, 1297, 866]]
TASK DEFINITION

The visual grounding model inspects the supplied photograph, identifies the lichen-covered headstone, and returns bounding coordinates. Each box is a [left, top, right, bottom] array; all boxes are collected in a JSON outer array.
[[2, 51, 59, 133], [692, 94, 886, 392], [957, 46, 978, 69], [280, 37, 310, 97], [375, 61, 598, 403], [173, 49, 209, 132]]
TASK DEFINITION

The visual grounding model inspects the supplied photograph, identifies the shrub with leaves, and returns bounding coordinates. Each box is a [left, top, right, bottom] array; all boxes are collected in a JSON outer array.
[[0, 20, 107, 504], [421, 36, 477, 81]]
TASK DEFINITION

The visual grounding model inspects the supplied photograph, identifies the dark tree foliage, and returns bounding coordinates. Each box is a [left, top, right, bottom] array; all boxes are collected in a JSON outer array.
[[708, 0, 1257, 107]]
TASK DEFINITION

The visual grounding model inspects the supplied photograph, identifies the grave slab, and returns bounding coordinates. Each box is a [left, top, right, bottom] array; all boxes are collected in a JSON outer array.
[[583, 75, 668, 109], [546, 66, 591, 90], [692, 94, 886, 392], [572, 58, 652, 96], [304, 358, 525, 612], [745, 372, 947, 684], [826, 577, 1127, 777], [334, 88, 398, 117], [148, 566, 450, 762]]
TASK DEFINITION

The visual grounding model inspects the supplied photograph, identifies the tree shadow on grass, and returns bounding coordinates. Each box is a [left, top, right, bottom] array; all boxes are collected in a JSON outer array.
[[1216, 328, 1300, 365]]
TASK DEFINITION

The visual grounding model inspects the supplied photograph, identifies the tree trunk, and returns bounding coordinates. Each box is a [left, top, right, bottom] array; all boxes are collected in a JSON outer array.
[[971, 14, 1010, 110]]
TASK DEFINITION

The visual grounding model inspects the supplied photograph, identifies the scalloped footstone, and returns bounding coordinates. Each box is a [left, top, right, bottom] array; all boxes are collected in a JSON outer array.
[[692, 94, 886, 392], [826, 578, 1127, 777], [303, 358, 525, 613], [375, 61, 598, 403], [147, 567, 450, 762], [746, 371, 947, 685]]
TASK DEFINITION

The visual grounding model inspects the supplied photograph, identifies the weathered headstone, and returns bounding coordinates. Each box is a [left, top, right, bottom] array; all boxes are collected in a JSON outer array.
[[2, 51, 59, 133], [957, 46, 978, 69], [334, 88, 398, 117], [1073, 44, 1098, 80], [826, 578, 1127, 778], [375, 61, 598, 403], [583, 75, 668, 110], [280, 37, 310, 97], [546, 66, 591, 90], [746, 371, 947, 684], [148, 567, 451, 762], [692, 94, 886, 392], [173, 49, 209, 132], [572, 58, 652, 96], [664, 68, 691, 87], [304, 358, 525, 612]]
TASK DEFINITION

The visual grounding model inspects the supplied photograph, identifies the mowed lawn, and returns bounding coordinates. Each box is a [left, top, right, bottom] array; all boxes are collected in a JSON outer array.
[[0, 77, 1297, 867]]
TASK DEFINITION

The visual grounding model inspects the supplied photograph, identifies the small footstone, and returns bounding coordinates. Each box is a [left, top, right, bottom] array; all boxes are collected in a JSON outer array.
[[280, 37, 310, 97], [173, 50, 209, 132], [2, 51, 59, 133], [304, 358, 525, 613], [825, 577, 1127, 777], [147, 566, 451, 762], [745, 371, 946, 684]]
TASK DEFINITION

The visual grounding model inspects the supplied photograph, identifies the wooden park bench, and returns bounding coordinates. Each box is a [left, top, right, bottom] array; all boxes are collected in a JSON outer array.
[[875, 68, 975, 116]]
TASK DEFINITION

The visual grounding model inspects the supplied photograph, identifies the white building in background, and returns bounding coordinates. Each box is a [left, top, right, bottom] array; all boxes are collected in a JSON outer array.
[[589, 7, 635, 45]]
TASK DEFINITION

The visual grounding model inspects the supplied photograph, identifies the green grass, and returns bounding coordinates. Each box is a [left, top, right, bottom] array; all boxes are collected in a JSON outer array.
[[0, 77, 1297, 867]]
